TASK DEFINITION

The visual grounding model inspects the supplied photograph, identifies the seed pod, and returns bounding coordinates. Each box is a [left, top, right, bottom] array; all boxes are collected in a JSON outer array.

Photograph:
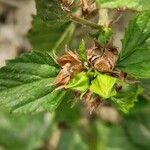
[[54, 51, 83, 85], [79, 0, 96, 16], [82, 91, 102, 113], [61, 0, 74, 5], [54, 63, 71, 85], [87, 43, 118, 72], [57, 51, 80, 66], [61, 0, 74, 12]]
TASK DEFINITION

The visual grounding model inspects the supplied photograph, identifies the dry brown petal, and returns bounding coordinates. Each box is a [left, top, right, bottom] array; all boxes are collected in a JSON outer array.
[[61, 0, 74, 12], [87, 44, 118, 72], [79, 0, 96, 15], [57, 51, 81, 66], [55, 51, 83, 86], [90, 99, 102, 113], [111, 71, 127, 81], [61, 0, 73, 6], [54, 63, 71, 85], [94, 49, 118, 72], [87, 46, 104, 61], [93, 57, 111, 72], [54, 74, 70, 86], [83, 92, 102, 113], [70, 64, 83, 76]]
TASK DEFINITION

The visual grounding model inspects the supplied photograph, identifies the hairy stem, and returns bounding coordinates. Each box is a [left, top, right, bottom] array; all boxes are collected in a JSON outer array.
[[70, 15, 103, 30]]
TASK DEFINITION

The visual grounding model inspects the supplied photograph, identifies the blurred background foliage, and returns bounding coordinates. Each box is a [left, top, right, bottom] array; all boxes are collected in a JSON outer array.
[[0, 0, 149, 150]]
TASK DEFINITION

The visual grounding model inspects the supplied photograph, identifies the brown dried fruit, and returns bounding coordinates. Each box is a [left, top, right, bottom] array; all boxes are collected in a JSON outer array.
[[61, 0, 74, 12], [61, 0, 74, 7], [54, 63, 71, 85], [79, 0, 96, 15], [87, 43, 118, 72], [82, 91, 102, 113], [54, 42, 120, 112], [54, 51, 83, 85], [57, 51, 80, 66]]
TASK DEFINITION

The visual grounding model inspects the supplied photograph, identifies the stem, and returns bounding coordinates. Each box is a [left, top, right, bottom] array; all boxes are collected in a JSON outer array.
[[70, 15, 103, 30], [109, 13, 123, 26], [98, 9, 109, 27]]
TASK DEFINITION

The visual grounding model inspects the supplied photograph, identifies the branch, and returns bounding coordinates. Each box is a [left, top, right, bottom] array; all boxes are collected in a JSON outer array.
[[70, 15, 103, 30]]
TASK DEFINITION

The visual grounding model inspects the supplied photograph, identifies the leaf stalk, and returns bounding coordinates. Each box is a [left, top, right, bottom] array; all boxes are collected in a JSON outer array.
[[70, 15, 103, 30]]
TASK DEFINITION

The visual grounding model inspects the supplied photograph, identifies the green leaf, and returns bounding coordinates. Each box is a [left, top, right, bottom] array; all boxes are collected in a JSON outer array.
[[66, 72, 90, 92], [57, 130, 88, 150], [0, 113, 53, 150], [127, 96, 149, 115], [117, 11, 150, 78], [141, 79, 150, 100], [111, 84, 143, 113], [54, 91, 82, 127], [106, 125, 138, 150], [96, 0, 150, 11], [88, 121, 109, 150], [78, 39, 87, 62], [92, 27, 112, 46], [35, 0, 68, 24], [0, 52, 66, 114], [89, 120, 138, 150], [28, 0, 75, 53], [90, 73, 117, 99], [124, 97, 150, 149]]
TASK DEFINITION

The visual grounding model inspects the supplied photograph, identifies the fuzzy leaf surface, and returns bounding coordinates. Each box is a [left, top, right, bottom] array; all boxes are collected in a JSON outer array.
[[117, 12, 150, 78], [28, 0, 75, 53], [96, 0, 150, 11], [0, 52, 65, 114]]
